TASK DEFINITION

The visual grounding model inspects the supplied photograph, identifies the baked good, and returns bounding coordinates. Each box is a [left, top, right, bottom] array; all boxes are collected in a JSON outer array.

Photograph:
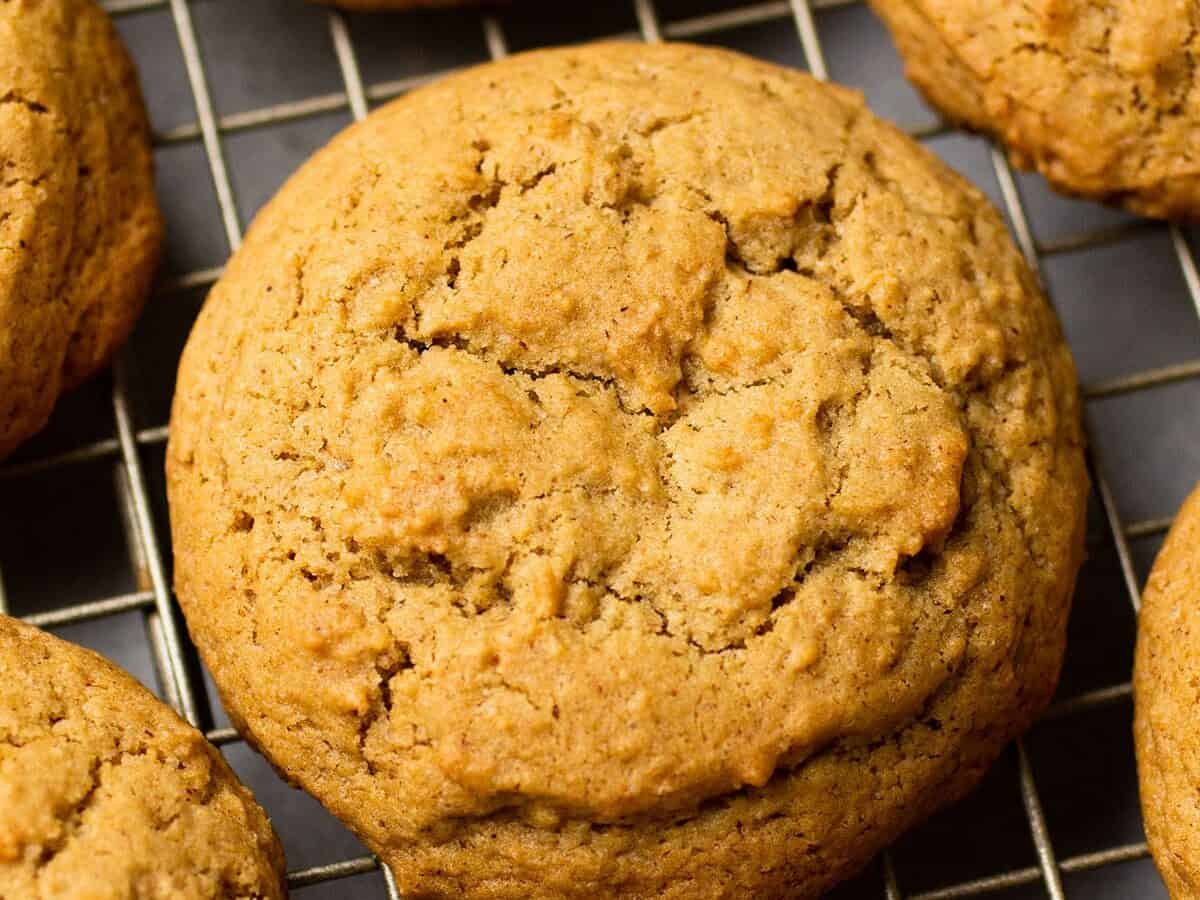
[[167, 42, 1088, 899], [0, 616, 286, 898], [868, 0, 1200, 221], [1136, 483, 1200, 899], [0, 0, 163, 459]]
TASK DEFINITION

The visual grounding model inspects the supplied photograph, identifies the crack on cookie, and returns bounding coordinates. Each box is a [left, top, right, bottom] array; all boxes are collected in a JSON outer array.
[[0, 90, 50, 115], [517, 162, 558, 194], [358, 645, 414, 777], [378, 550, 456, 588], [1, 171, 51, 191], [29, 740, 180, 875], [632, 109, 705, 138], [560, 521, 862, 656], [701, 160, 836, 276], [392, 324, 660, 420], [31, 755, 102, 871], [564, 579, 757, 657]]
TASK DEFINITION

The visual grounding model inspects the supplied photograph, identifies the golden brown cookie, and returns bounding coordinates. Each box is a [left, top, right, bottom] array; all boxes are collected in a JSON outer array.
[[167, 42, 1088, 899], [0, 616, 286, 899], [869, 0, 1200, 221], [0, 0, 163, 460], [1136, 483, 1200, 899]]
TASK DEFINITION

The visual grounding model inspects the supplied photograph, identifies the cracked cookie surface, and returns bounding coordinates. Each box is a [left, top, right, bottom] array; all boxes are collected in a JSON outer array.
[[1136, 483, 1200, 900], [0, 616, 286, 900], [869, 0, 1200, 221], [167, 42, 1088, 899], [0, 0, 163, 459]]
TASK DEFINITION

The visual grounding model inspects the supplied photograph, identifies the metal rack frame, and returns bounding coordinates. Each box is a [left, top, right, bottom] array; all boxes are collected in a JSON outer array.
[[2, 0, 1197, 895]]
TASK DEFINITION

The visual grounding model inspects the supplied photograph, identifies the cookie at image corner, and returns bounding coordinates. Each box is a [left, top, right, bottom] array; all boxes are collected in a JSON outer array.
[[167, 41, 1089, 899], [869, 0, 1200, 222], [0, 616, 287, 899], [1136, 483, 1200, 900], [0, 0, 163, 461]]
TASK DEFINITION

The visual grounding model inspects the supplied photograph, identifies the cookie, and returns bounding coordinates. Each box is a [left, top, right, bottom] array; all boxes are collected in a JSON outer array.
[[869, 0, 1200, 221], [167, 42, 1088, 899], [0, 0, 163, 459], [0, 616, 286, 899], [1136, 483, 1200, 899]]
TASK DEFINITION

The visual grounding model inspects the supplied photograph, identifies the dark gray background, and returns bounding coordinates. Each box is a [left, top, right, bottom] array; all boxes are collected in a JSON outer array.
[[2, 0, 1197, 896]]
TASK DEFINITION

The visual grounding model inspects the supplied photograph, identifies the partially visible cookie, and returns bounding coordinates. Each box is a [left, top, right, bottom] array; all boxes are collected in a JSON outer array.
[[869, 0, 1200, 221], [0, 0, 163, 459], [0, 616, 286, 899], [1136, 483, 1200, 899]]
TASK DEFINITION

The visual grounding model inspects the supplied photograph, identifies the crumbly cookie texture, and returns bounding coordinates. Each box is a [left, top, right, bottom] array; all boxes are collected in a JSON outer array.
[[168, 42, 1088, 899], [869, 0, 1200, 221], [0, 0, 163, 459], [1136, 484, 1200, 900], [0, 616, 286, 899]]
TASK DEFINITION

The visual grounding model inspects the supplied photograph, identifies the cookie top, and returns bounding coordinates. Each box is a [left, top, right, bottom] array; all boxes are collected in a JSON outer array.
[[168, 42, 1087, 898], [0, 0, 163, 459], [0, 617, 286, 899], [869, 0, 1200, 220], [1136, 484, 1200, 899]]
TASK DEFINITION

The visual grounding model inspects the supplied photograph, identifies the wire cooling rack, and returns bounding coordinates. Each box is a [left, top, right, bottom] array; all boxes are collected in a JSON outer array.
[[1, 0, 1198, 896]]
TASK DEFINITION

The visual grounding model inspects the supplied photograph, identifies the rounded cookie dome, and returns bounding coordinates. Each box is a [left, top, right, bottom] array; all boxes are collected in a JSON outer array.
[[168, 42, 1088, 899], [869, 0, 1200, 221], [0, 0, 162, 459], [0, 617, 286, 899]]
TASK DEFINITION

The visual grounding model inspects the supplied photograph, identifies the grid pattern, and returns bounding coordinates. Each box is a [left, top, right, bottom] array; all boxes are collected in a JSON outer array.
[[1, 0, 1197, 896]]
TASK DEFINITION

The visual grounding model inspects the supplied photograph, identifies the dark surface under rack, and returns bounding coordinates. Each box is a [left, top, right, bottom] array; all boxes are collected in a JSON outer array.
[[2, 0, 1198, 896]]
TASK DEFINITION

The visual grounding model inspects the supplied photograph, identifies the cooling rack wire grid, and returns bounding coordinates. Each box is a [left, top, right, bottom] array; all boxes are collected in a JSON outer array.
[[1, 0, 1198, 896]]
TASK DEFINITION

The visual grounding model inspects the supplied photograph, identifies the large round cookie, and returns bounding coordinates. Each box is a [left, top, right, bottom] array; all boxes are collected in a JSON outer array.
[[869, 0, 1200, 221], [0, 616, 286, 898], [0, 0, 163, 459], [168, 42, 1088, 899], [1136, 483, 1200, 899]]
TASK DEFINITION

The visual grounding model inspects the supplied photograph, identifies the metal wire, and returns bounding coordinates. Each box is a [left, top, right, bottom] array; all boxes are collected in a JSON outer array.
[[9, 0, 1197, 895], [166, 0, 241, 253], [634, 0, 663, 43], [1172, 225, 1200, 319], [1016, 740, 1066, 900], [483, 14, 508, 59], [22, 590, 153, 630], [884, 854, 903, 900], [788, 0, 829, 79], [113, 359, 199, 723], [328, 11, 370, 122]]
